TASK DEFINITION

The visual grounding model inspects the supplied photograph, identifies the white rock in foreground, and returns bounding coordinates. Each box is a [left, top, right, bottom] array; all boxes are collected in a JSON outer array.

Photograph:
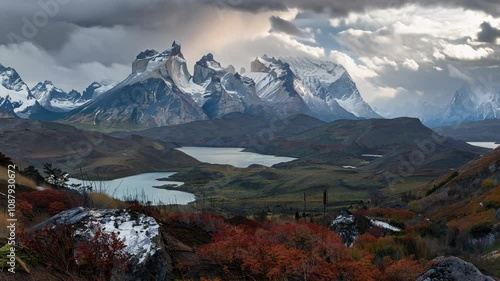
[[32, 207, 171, 281]]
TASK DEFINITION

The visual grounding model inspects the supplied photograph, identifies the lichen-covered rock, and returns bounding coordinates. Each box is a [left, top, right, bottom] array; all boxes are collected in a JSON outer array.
[[417, 256, 494, 281], [32, 207, 171, 281]]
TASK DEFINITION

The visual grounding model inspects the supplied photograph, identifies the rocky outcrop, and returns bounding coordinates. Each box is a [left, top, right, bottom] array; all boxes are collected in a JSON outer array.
[[202, 76, 245, 118], [193, 53, 227, 85], [64, 42, 208, 129], [417, 256, 495, 281], [32, 208, 172, 281], [0, 108, 15, 118], [330, 210, 371, 246], [330, 209, 401, 246], [225, 65, 236, 74]]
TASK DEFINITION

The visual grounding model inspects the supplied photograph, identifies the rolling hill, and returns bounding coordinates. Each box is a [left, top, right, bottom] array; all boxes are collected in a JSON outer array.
[[433, 119, 500, 142], [0, 118, 200, 179]]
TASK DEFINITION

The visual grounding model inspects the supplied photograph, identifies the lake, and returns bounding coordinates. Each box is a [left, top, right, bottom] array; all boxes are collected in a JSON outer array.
[[175, 147, 297, 168], [68, 172, 195, 205], [68, 147, 296, 205], [467, 142, 500, 149]]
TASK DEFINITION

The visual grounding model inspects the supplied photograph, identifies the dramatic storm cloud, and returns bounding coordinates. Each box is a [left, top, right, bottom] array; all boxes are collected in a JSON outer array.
[[477, 22, 500, 43], [0, 0, 499, 118], [270, 16, 306, 37]]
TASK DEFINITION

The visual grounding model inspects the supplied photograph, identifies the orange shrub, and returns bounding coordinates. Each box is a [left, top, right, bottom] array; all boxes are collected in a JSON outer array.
[[382, 259, 426, 281], [199, 222, 379, 280], [48, 201, 68, 215]]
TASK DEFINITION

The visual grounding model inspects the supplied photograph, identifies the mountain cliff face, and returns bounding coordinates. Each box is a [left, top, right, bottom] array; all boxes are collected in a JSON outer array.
[[192, 53, 272, 118], [246, 56, 315, 118], [281, 56, 380, 119], [0, 63, 36, 116], [81, 80, 117, 100], [63, 42, 208, 130], [426, 84, 500, 127], [245, 56, 380, 121]]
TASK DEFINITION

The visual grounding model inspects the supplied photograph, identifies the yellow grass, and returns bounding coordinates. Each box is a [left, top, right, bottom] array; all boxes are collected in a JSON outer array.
[[0, 166, 38, 189], [0, 209, 7, 238], [89, 192, 127, 209]]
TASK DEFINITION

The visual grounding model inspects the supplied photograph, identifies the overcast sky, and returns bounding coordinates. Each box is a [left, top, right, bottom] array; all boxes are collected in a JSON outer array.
[[0, 0, 499, 117]]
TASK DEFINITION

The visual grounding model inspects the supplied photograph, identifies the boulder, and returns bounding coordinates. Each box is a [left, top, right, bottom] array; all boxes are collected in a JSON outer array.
[[32, 207, 171, 281], [417, 256, 494, 281]]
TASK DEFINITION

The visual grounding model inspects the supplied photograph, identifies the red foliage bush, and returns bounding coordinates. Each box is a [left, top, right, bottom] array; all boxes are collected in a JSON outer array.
[[21, 224, 76, 273], [199, 222, 381, 280], [48, 201, 68, 215], [18, 200, 34, 218], [76, 224, 131, 281], [382, 259, 426, 281], [18, 190, 78, 212], [353, 233, 378, 251]]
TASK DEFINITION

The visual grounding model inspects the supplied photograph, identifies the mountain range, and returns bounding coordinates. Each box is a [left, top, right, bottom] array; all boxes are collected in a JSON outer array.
[[1, 42, 383, 131], [0, 63, 115, 121], [61, 42, 383, 131], [2, 42, 499, 130]]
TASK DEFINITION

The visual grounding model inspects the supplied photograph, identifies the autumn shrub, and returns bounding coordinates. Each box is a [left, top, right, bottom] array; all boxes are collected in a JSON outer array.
[[482, 178, 495, 189], [227, 216, 261, 233], [76, 224, 131, 281], [354, 233, 378, 252], [18, 190, 79, 213], [200, 222, 381, 280], [405, 220, 432, 237], [382, 259, 426, 281], [21, 224, 76, 273], [48, 201, 68, 215], [17, 200, 34, 218]]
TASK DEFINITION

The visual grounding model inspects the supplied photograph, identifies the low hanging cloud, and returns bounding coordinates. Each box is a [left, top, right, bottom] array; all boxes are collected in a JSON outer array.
[[269, 16, 306, 37], [477, 22, 500, 43], [0, 0, 499, 119]]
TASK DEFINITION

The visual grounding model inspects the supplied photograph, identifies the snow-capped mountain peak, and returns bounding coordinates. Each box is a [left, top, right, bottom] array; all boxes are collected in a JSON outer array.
[[31, 80, 62, 99], [30, 80, 87, 113], [81, 80, 117, 100], [193, 53, 227, 85], [246, 55, 379, 120], [0, 64, 36, 114], [3, 43, 383, 127], [197, 53, 224, 71], [427, 83, 500, 126]]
